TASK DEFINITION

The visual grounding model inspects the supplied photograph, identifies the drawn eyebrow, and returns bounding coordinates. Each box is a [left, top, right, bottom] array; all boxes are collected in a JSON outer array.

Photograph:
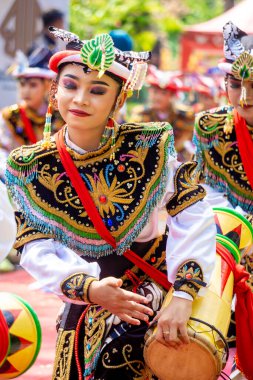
[[63, 75, 109, 86], [229, 77, 240, 82], [63, 74, 79, 80], [91, 80, 109, 86]]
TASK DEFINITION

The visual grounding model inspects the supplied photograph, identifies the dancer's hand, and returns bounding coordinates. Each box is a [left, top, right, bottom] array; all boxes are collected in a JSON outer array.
[[89, 276, 153, 325], [155, 296, 192, 347]]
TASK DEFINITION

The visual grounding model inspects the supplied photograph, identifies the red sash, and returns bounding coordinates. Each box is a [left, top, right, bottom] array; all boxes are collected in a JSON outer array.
[[55, 129, 171, 290], [234, 108, 253, 190], [217, 242, 253, 380], [0, 310, 8, 365], [19, 107, 37, 144]]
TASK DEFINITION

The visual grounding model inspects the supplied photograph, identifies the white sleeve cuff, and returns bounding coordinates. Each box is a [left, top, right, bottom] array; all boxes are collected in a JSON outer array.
[[173, 291, 193, 301]]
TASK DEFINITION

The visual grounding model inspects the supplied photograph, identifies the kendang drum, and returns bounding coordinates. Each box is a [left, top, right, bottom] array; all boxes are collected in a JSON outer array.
[[0, 292, 41, 379], [144, 207, 253, 380]]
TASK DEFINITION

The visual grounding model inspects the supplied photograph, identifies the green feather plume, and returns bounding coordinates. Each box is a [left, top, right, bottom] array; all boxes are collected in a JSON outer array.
[[81, 34, 115, 77]]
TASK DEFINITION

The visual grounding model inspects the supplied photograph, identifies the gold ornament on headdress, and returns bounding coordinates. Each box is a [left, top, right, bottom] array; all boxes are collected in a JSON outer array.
[[123, 62, 148, 93], [232, 52, 253, 107], [231, 52, 253, 81]]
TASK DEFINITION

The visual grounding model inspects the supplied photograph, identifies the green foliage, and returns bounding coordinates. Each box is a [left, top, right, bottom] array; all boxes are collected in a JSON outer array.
[[69, 0, 236, 53], [70, 0, 183, 50], [181, 0, 224, 25]]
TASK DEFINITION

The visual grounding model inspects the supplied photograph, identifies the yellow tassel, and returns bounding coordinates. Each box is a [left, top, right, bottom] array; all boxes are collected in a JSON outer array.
[[224, 111, 233, 135], [41, 103, 52, 149], [240, 85, 247, 108]]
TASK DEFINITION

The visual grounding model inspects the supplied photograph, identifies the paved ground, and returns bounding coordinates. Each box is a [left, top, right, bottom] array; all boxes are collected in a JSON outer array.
[[1, 268, 235, 379]]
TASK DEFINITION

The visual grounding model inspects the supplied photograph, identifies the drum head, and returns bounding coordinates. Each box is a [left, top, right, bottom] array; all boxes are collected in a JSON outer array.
[[144, 332, 220, 380], [0, 292, 41, 379]]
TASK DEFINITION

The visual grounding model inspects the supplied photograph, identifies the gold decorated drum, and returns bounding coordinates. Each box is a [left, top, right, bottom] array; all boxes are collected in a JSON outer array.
[[0, 292, 41, 379]]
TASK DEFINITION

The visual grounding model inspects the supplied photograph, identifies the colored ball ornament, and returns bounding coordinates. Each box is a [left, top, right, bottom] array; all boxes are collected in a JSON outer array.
[[0, 292, 41, 379], [99, 195, 107, 204], [107, 219, 113, 227], [117, 164, 125, 172]]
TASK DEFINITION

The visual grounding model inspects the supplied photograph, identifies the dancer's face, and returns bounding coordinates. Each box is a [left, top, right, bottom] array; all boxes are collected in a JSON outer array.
[[227, 75, 253, 126], [56, 64, 121, 134], [149, 86, 173, 113], [18, 77, 49, 110]]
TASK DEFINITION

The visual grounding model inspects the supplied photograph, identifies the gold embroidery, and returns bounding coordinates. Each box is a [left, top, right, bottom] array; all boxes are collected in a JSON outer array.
[[14, 211, 53, 250], [196, 108, 253, 199], [84, 306, 111, 372], [231, 52, 253, 81], [53, 328, 75, 380], [166, 161, 206, 217], [83, 277, 98, 303], [174, 260, 205, 299], [102, 344, 145, 375]]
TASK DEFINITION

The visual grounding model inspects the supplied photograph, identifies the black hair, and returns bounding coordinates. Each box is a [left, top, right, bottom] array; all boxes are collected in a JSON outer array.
[[42, 9, 64, 28]]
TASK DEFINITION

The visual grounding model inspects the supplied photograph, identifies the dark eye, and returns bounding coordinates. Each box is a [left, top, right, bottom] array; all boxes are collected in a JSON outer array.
[[230, 81, 241, 89], [62, 79, 77, 90], [91, 87, 106, 95], [30, 82, 39, 88]]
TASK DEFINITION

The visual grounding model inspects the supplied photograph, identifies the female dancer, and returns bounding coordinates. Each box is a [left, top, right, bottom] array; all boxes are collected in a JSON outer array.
[[6, 28, 215, 380], [194, 21, 253, 380]]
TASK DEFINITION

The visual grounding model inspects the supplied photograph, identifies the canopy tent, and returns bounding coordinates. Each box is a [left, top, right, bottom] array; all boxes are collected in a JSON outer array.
[[181, 0, 253, 72]]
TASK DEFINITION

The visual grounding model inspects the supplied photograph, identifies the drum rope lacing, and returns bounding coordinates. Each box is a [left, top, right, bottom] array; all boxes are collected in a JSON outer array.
[[219, 371, 231, 379], [188, 317, 229, 363]]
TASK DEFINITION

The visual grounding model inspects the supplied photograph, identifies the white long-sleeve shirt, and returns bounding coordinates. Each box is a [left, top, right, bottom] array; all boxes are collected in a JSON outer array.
[[0, 181, 16, 262], [202, 183, 246, 215]]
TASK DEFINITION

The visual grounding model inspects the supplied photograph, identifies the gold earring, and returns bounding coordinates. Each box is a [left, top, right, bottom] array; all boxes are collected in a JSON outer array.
[[100, 114, 115, 151], [41, 102, 53, 149], [240, 83, 247, 108], [224, 102, 234, 135], [107, 115, 116, 160]]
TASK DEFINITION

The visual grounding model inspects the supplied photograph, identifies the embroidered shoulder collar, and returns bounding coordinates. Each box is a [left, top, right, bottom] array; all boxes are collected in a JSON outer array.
[[194, 105, 253, 213], [7, 122, 175, 257]]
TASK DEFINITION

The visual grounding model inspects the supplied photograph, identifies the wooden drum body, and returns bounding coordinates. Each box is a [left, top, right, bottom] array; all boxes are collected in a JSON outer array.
[[144, 207, 253, 380]]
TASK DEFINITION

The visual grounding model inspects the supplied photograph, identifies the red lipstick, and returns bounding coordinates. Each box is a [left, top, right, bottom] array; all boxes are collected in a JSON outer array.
[[69, 109, 91, 117]]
